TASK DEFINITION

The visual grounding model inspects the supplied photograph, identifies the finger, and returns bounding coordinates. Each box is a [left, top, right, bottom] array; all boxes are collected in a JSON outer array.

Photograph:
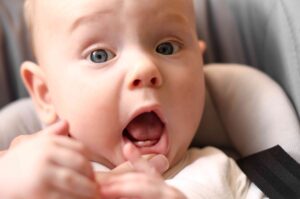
[[49, 166, 100, 198], [101, 172, 163, 199], [43, 120, 70, 136], [10, 134, 34, 148], [123, 142, 141, 162], [123, 142, 158, 174], [48, 189, 96, 199], [111, 154, 169, 175], [148, 154, 169, 174], [42, 121, 93, 161], [51, 146, 94, 180], [53, 136, 91, 158]]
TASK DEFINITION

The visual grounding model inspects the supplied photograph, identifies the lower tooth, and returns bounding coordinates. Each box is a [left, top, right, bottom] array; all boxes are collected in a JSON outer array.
[[134, 140, 157, 147]]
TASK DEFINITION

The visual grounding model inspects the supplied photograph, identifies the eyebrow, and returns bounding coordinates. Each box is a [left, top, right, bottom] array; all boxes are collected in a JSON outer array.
[[159, 11, 193, 29], [69, 9, 113, 32]]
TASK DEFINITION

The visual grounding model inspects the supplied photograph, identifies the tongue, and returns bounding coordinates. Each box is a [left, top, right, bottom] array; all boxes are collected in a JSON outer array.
[[126, 112, 164, 141]]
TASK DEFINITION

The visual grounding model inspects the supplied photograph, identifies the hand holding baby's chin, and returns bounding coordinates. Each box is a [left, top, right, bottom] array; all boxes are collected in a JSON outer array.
[[96, 143, 186, 199], [0, 120, 101, 199]]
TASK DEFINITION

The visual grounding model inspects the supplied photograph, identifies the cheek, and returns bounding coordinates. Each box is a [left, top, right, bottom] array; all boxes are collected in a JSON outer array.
[[48, 71, 121, 142], [167, 71, 205, 165], [167, 66, 205, 147], [56, 81, 122, 161], [170, 66, 205, 121], [177, 79, 204, 135]]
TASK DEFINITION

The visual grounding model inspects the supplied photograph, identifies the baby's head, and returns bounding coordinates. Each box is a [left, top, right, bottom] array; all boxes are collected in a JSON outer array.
[[22, 0, 206, 169]]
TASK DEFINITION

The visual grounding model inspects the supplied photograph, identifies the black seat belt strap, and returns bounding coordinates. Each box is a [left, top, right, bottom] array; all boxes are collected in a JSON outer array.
[[237, 145, 300, 199]]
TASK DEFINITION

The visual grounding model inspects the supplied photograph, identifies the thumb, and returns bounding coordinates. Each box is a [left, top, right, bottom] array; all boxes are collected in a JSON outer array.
[[123, 142, 169, 175], [148, 154, 169, 174], [43, 120, 70, 136]]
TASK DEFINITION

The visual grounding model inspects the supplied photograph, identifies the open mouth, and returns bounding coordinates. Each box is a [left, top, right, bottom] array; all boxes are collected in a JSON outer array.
[[122, 111, 167, 154]]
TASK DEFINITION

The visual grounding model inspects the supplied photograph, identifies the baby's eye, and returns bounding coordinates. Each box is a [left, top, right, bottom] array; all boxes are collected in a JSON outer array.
[[156, 41, 180, 55], [89, 49, 115, 63]]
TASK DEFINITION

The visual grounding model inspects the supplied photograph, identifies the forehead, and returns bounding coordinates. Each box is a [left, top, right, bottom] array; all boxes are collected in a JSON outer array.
[[34, 0, 195, 28]]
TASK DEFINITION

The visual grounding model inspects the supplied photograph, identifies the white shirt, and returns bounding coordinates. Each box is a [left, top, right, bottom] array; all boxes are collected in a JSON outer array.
[[165, 147, 266, 199], [92, 147, 267, 199]]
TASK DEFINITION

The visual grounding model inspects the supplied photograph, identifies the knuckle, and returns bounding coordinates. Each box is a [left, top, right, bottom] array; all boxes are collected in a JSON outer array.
[[11, 135, 27, 146], [74, 155, 87, 169], [61, 170, 75, 185], [15, 135, 26, 141], [75, 142, 86, 153], [139, 173, 157, 185], [39, 147, 55, 163], [136, 173, 150, 182]]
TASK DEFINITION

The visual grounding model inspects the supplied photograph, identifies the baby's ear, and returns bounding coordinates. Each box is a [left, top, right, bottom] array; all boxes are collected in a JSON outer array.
[[20, 61, 57, 125], [198, 40, 206, 55]]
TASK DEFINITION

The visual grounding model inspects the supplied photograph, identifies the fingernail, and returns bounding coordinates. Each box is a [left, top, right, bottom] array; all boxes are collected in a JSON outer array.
[[149, 154, 170, 174]]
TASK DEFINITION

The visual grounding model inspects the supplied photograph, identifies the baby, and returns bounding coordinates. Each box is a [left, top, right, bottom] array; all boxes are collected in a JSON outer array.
[[0, 0, 265, 198]]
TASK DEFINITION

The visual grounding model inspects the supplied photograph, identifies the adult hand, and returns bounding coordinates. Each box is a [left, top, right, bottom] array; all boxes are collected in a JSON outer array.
[[0, 127, 39, 157], [99, 143, 186, 199], [0, 120, 100, 199]]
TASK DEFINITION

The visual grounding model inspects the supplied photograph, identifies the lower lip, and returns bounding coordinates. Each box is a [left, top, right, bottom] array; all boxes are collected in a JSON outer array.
[[122, 128, 169, 156]]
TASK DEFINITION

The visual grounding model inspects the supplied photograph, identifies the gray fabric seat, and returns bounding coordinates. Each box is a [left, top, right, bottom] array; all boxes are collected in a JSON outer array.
[[194, 0, 300, 119], [0, 0, 32, 106], [0, 0, 300, 162]]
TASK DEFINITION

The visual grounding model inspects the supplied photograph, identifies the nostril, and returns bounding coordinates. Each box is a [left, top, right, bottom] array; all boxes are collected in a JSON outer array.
[[151, 77, 157, 85], [131, 76, 160, 88], [133, 79, 141, 87]]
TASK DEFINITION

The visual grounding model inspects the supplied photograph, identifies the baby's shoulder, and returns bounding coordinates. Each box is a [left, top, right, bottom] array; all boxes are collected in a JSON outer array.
[[167, 147, 250, 198], [181, 146, 242, 178], [187, 146, 232, 165]]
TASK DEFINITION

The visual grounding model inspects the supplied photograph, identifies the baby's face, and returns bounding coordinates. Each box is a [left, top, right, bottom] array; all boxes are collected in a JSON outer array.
[[31, 0, 205, 168]]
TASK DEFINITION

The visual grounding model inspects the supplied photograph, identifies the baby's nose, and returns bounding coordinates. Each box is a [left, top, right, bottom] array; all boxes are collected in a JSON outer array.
[[127, 59, 163, 89], [132, 75, 160, 88]]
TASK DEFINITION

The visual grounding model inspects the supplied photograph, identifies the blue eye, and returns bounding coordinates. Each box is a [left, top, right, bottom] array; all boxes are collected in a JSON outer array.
[[156, 42, 180, 55], [89, 49, 115, 63]]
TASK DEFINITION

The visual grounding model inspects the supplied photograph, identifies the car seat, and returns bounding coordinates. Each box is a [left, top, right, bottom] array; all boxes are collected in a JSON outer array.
[[192, 0, 300, 160], [0, 0, 300, 197]]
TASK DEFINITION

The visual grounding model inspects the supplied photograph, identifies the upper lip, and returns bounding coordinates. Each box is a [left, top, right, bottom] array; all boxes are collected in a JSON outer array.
[[123, 103, 166, 132]]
